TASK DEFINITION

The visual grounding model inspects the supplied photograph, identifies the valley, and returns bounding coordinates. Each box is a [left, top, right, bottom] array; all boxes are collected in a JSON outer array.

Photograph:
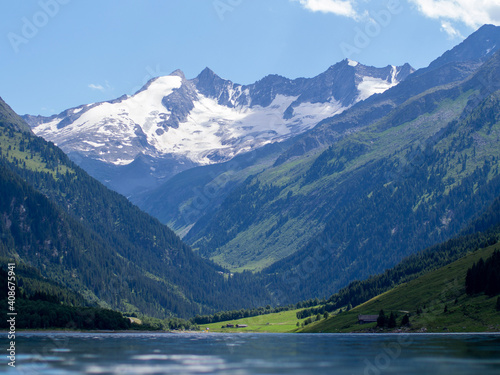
[[1, 24, 500, 335]]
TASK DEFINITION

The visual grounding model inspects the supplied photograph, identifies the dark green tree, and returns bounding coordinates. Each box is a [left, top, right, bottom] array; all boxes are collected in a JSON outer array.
[[388, 312, 397, 328], [377, 310, 386, 327], [401, 314, 410, 326]]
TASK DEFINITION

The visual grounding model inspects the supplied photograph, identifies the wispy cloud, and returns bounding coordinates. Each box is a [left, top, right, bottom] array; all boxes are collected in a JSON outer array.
[[88, 83, 106, 91], [410, 0, 500, 38], [88, 81, 114, 93], [292, 0, 358, 19], [440, 20, 464, 39]]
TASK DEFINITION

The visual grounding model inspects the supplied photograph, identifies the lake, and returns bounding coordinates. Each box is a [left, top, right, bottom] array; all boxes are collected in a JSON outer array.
[[3, 332, 500, 374]]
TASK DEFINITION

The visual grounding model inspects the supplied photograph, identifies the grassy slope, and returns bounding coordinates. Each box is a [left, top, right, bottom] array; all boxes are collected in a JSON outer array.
[[199, 242, 500, 333], [0, 97, 32, 133], [192, 149, 325, 272], [301, 242, 500, 333], [0, 131, 75, 178], [202, 307, 318, 333]]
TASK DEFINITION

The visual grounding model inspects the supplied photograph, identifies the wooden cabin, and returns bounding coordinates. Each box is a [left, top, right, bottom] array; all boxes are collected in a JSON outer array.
[[357, 315, 378, 324]]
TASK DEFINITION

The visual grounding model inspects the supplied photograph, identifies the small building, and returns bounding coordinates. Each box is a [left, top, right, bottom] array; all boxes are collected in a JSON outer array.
[[357, 315, 378, 324], [225, 323, 234, 328], [236, 324, 248, 328]]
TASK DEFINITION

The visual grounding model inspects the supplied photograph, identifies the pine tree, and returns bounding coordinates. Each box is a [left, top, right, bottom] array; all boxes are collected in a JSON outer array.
[[388, 312, 397, 328], [401, 314, 410, 326], [377, 310, 386, 327]]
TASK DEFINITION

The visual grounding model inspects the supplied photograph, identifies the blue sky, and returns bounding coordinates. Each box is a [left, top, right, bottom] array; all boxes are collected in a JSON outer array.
[[1, 0, 499, 116]]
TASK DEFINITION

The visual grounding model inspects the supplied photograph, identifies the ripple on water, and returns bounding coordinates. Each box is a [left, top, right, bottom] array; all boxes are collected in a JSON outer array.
[[85, 354, 245, 375], [129, 354, 172, 361], [50, 348, 72, 353], [84, 363, 238, 375]]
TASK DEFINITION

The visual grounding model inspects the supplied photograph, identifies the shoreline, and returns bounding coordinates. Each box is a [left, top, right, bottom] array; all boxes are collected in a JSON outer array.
[[3, 329, 500, 335]]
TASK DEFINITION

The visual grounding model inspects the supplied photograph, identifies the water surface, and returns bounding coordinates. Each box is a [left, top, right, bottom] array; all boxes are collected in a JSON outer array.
[[3, 332, 500, 374]]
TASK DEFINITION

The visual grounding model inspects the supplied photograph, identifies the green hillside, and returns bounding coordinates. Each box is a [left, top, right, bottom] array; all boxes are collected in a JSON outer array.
[[186, 50, 500, 306], [202, 308, 304, 333], [190, 193, 500, 333], [0, 97, 32, 133], [198, 239, 500, 333], [301, 242, 500, 333], [0, 263, 135, 331]]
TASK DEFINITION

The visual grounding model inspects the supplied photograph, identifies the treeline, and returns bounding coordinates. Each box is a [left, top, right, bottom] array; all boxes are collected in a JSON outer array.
[[139, 316, 198, 331], [0, 258, 90, 307], [0, 264, 200, 331], [296, 303, 347, 320], [0, 267, 132, 330], [376, 310, 410, 329], [192, 298, 323, 325], [1, 300, 132, 330], [466, 250, 500, 296]]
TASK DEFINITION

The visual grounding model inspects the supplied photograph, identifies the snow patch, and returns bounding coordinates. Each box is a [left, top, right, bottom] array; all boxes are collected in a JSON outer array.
[[33, 87, 348, 166], [113, 158, 135, 166], [83, 140, 105, 148], [357, 73, 398, 101]]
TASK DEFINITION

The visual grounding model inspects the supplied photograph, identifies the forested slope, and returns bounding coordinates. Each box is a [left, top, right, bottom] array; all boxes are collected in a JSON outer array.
[[0, 96, 271, 318]]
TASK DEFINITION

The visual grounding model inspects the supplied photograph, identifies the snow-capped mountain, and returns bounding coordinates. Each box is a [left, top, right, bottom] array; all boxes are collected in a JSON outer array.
[[25, 59, 413, 196]]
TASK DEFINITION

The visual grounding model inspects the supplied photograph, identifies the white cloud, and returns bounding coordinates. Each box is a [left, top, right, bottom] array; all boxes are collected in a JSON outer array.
[[88, 83, 105, 91], [293, 0, 359, 19], [410, 0, 500, 33], [88, 81, 113, 92], [440, 20, 465, 38]]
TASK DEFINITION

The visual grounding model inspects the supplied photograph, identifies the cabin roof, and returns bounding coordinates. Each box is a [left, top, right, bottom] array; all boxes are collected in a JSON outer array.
[[357, 315, 378, 321]]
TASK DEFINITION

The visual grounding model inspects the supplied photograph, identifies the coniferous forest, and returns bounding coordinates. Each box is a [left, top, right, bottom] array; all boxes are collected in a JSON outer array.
[[0, 99, 272, 320]]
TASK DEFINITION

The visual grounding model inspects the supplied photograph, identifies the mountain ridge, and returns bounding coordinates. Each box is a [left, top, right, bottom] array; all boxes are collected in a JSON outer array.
[[24, 60, 413, 198], [131, 26, 500, 243], [274, 26, 500, 166]]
